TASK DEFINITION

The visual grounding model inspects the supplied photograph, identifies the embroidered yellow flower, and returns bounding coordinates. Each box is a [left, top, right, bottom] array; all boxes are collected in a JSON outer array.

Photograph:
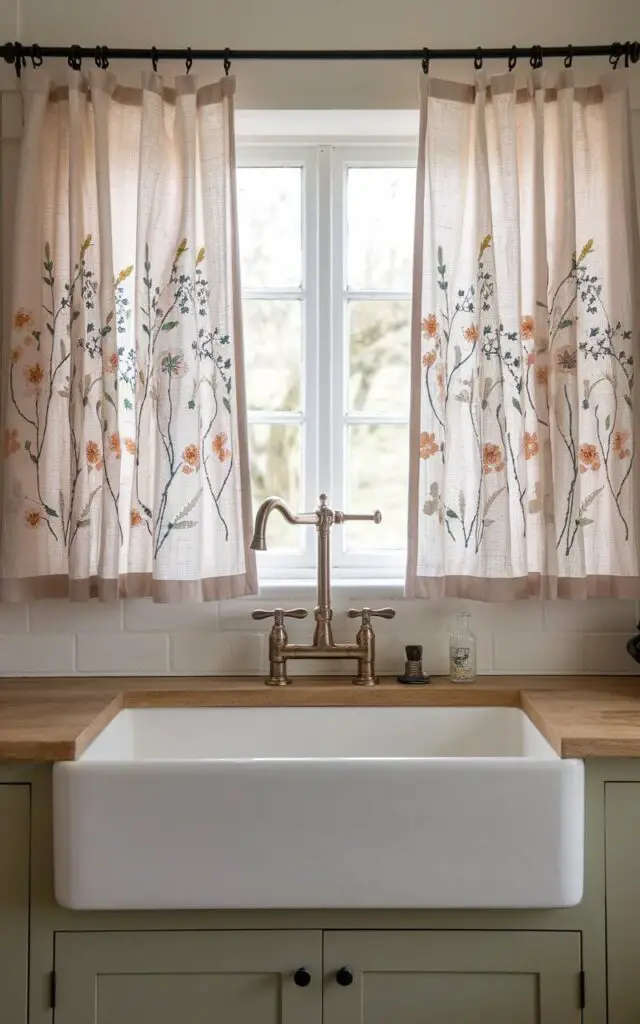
[[521, 315, 535, 339], [523, 431, 539, 460], [130, 508, 143, 527], [422, 350, 437, 368], [482, 443, 505, 474], [422, 314, 438, 338], [182, 443, 200, 474], [14, 309, 33, 330], [24, 509, 43, 529], [463, 324, 478, 343], [419, 432, 439, 459], [212, 432, 231, 463]]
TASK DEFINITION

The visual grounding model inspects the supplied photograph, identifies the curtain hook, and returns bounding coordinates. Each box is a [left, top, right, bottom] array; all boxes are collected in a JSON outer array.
[[185, 47, 193, 74], [508, 45, 518, 72], [630, 41, 640, 65], [609, 42, 622, 69], [421, 47, 430, 75], [623, 40, 631, 68], [563, 45, 573, 69], [67, 44, 82, 71], [473, 47, 483, 71], [31, 44, 43, 68], [529, 45, 543, 70], [12, 41, 26, 78], [94, 46, 109, 70], [223, 47, 231, 76], [150, 46, 158, 73]]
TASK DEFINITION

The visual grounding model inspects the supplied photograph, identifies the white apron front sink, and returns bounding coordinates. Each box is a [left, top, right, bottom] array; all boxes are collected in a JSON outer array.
[[53, 706, 584, 910]]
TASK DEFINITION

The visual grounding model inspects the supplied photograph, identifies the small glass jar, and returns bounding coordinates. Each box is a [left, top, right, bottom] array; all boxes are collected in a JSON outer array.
[[449, 613, 477, 683]]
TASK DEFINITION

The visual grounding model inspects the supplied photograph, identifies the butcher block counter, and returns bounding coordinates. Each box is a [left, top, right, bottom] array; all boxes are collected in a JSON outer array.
[[0, 674, 640, 760]]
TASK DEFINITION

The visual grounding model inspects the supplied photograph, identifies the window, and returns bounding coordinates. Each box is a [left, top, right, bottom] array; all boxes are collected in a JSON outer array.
[[237, 136, 416, 579]]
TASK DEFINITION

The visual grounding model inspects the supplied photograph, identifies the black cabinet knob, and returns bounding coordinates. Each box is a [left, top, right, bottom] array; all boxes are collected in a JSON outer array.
[[293, 967, 312, 987], [336, 966, 354, 987]]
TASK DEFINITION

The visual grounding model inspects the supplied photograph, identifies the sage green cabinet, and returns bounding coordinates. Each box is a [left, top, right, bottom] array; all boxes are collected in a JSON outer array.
[[0, 784, 30, 1024], [606, 782, 640, 1024], [54, 929, 322, 1024], [323, 930, 582, 1024]]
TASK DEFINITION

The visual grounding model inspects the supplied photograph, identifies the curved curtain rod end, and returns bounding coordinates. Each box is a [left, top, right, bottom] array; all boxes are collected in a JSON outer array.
[[421, 47, 430, 75], [223, 47, 231, 75]]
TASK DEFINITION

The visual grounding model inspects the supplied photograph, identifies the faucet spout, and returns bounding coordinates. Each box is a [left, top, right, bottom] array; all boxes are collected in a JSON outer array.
[[250, 496, 317, 551]]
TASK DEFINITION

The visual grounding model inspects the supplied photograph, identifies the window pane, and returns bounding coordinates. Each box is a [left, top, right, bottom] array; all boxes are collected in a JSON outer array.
[[346, 424, 408, 551], [249, 424, 302, 550], [346, 167, 416, 291], [244, 299, 302, 412], [348, 299, 410, 414], [237, 167, 302, 288]]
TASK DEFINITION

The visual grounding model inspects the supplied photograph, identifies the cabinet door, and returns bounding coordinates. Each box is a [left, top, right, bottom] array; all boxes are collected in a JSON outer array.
[[0, 784, 30, 1024], [55, 930, 322, 1024], [324, 930, 582, 1024], [606, 782, 640, 1023]]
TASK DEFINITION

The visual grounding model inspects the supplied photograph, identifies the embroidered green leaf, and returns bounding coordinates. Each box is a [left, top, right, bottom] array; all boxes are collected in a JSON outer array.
[[577, 486, 604, 517], [512, 397, 522, 415], [446, 509, 459, 519], [624, 394, 633, 409], [557, 319, 574, 330], [105, 392, 117, 412], [479, 234, 492, 257], [605, 414, 611, 432], [59, 338, 67, 362], [76, 519, 90, 529], [124, 398, 133, 411], [174, 488, 203, 523], [162, 321, 179, 332], [223, 397, 231, 414], [576, 517, 594, 527], [43, 504, 59, 518], [577, 239, 594, 264], [79, 486, 102, 519], [169, 520, 197, 530]]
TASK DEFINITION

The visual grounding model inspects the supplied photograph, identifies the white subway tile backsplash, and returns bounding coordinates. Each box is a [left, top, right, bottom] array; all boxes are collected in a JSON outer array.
[[0, 633, 74, 675], [124, 599, 218, 633], [170, 632, 266, 675], [0, 594, 633, 676], [543, 599, 638, 635], [77, 632, 169, 674], [0, 604, 28, 633], [30, 599, 122, 633]]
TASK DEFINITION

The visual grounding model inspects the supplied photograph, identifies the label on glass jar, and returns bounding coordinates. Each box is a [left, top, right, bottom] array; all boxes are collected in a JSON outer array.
[[450, 644, 474, 682]]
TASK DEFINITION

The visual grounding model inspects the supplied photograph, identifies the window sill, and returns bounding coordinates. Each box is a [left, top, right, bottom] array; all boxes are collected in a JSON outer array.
[[258, 578, 406, 601]]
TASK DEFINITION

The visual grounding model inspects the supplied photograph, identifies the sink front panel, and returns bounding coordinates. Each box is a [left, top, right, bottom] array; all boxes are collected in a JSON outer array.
[[54, 708, 584, 911]]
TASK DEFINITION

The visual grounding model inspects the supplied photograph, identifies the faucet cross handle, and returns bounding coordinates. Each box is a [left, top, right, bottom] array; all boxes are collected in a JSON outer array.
[[252, 608, 308, 625], [347, 607, 396, 626], [335, 509, 382, 525]]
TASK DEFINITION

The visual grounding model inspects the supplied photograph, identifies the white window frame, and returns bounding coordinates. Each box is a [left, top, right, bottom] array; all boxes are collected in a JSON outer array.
[[236, 121, 417, 583]]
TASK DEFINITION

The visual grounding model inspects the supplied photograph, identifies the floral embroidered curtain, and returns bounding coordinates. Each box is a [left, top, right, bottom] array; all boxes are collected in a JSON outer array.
[[407, 71, 640, 600], [1, 71, 257, 600]]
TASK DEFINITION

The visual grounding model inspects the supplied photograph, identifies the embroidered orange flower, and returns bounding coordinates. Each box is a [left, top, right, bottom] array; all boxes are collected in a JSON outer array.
[[463, 324, 478, 343], [182, 443, 200, 474], [536, 366, 548, 387], [14, 309, 32, 330], [436, 365, 445, 397], [24, 509, 42, 529], [109, 433, 121, 459], [86, 440, 102, 469], [524, 431, 539, 460], [483, 442, 505, 474], [521, 315, 535, 339], [11, 347, 23, 365], [212, 432, 231, 463], [3, 429, 20, 457], [105, 352, 119, 374], [24, 363, 44, 391], [419, 432, 440, 459], [130, 508, 143, 527], [422, 314, 438, 338], [613, 430, 631, 460], [124, 437, 136, 456], [579, 443, 601, 473], [423, 350, 437, 368]]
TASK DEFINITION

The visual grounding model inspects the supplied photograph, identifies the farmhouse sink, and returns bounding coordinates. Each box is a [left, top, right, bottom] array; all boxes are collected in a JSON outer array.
[[53, 706, 584, 910]]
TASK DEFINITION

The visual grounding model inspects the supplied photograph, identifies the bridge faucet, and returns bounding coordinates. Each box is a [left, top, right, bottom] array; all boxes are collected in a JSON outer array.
[[250, 493, 395, 685]]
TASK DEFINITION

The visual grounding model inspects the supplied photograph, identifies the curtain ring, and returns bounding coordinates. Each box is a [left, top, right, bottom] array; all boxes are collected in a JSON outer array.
[[67, 45, 82, 71], [609, 42, 622, 69], [150, 46, 158, 73], [421, 47, 430, 75], [223, 47, 231, 76], [94, 46, 109, 70], [185, 47, 193, 74], [507, 46, 517, 72], [529, 45, 543, 70], [473, 47, 483, 71], [623, 40, 631, 68], [563, 45, 573, 69], [630, 41, 640, 65], [31, 44, 43, 68]]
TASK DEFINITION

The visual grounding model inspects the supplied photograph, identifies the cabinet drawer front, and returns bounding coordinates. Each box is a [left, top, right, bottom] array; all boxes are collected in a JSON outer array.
[[55, 930, 322, 1024], [323, 930, 582, 1024]]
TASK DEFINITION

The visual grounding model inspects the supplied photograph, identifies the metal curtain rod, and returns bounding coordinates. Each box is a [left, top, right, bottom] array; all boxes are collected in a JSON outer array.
[[3, 40, 640, 75]]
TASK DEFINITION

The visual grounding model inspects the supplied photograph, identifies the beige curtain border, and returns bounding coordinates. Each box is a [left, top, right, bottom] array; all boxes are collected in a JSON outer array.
[[406, 574, 640, 601], [0, 570, 256, 603]]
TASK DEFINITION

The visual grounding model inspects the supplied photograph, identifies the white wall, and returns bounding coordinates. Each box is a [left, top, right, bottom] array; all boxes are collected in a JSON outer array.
[[0, 0, 639, 677]]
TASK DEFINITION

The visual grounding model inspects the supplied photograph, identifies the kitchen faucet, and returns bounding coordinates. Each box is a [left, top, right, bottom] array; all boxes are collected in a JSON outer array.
[[250, 493, 395, 685]]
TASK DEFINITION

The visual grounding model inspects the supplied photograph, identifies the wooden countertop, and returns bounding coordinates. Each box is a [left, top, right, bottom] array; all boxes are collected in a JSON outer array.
[[0, 674, 639, 761]]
